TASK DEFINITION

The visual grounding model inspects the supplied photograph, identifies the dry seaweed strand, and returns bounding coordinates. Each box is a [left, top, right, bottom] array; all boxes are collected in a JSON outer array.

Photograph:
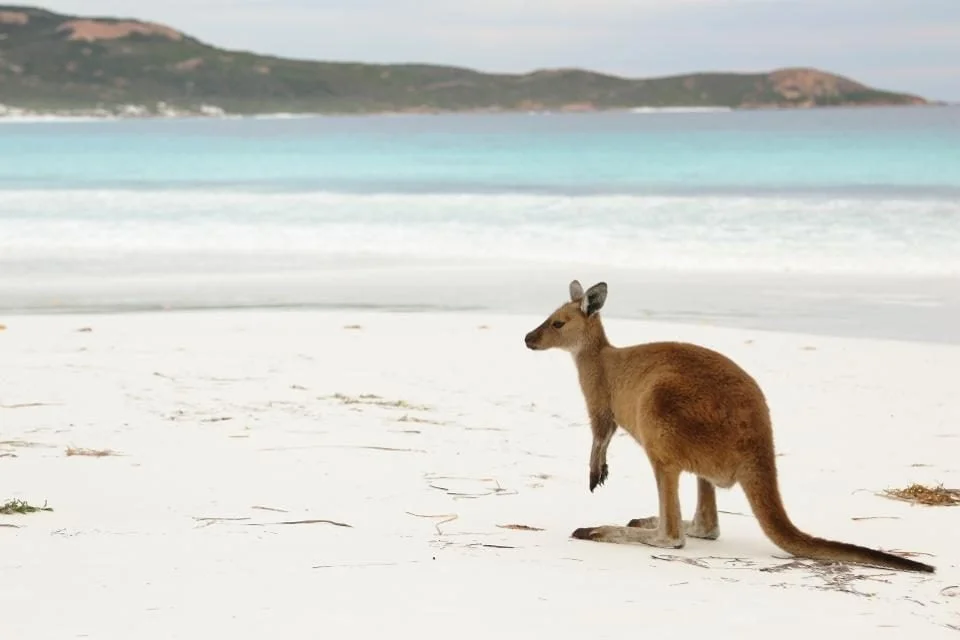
[[0, 499, 53, 515], [406, 512, 458, 535], [192, 516, 251, 527], [0, 440, 56, 449], [879, 483, 960, 506], [251, 505, 289, 513], [193, 514, 351, 527], [66, 446, 120, 457], [0, 402, 60, 409], [497, 524, 544, 532], [467, 542, 515, 549], [652, 554, 757, 570], [244, 519, 352, 528], [762, 558, 894, 598], [425, 475, 518, 499]]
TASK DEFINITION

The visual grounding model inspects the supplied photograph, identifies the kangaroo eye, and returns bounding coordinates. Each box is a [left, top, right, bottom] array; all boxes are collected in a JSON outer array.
[[551, 320, 565, 329]]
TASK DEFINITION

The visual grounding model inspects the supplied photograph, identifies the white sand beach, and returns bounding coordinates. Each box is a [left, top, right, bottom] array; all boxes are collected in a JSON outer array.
[[2, 307, 959, 638]]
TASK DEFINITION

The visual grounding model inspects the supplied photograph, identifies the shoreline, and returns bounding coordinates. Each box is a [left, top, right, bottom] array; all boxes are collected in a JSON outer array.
[[0, 102, 952, 124], [1, 300, 956, 351], [2, 268, 958, 346]]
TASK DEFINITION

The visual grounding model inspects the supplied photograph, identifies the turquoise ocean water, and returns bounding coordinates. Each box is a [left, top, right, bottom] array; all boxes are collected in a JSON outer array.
[[1, 106, 958, 341]]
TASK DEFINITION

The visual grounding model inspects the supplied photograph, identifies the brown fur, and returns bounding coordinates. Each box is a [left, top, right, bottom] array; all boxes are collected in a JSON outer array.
[[523, 279, 934, 573]]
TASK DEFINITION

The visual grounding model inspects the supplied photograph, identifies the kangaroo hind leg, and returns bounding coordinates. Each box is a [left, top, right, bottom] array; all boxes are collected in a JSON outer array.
[[627, 477, 719, 540], [574, 462, 685, 549]]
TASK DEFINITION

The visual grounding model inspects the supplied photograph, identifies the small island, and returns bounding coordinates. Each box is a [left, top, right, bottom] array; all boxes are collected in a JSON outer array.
[[0, 4, 933, 119]]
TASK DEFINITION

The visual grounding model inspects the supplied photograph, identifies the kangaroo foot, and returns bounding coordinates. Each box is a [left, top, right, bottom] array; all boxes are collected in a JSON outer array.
[[626, 516, 719, 540], [571, 525, 685, 549]]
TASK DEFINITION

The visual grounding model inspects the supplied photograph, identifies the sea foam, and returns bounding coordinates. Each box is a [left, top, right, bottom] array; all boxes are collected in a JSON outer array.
[[1, 189, 958, 277]]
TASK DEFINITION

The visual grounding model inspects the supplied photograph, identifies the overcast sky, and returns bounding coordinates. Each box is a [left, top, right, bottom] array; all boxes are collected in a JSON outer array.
[[39, 0, 960, 101]]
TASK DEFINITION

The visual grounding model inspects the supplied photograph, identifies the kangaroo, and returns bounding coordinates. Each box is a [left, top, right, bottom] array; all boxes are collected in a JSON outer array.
[[523, 279, 935, 573]]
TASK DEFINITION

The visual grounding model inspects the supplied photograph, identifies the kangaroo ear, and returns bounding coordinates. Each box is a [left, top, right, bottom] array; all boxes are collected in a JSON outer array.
[[569, 279, 584, 302], [580, 282, 607, 316]]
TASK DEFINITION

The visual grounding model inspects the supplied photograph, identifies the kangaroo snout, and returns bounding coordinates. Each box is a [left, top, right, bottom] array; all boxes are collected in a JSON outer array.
[[524, 330, 540, 349]]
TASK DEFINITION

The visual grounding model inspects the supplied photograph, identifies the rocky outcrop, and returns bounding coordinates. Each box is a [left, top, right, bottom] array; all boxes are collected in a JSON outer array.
[[56, 18, 183, 42]]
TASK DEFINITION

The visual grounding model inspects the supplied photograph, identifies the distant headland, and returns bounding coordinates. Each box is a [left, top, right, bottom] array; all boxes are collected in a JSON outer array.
[[0, 4, 937, 119]]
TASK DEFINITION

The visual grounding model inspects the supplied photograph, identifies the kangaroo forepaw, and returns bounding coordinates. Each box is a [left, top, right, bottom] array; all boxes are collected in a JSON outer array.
[[589, 463, 609, 493]]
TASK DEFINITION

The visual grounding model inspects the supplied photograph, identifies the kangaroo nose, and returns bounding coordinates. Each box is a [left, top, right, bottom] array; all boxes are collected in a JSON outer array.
[[524, 332, 536, 348]]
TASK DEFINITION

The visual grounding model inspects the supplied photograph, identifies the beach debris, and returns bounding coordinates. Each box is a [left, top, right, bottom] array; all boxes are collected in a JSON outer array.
[[194, 512, 351, 528], [652, 555, 713, 569], [343, 444, 427, 453], [0, 402, 60, 409], [203, 375, 258, 383], [651, 552, 902, 600], [466, 542, 515, 550], [527, 472, 551, 488], [290, 384, 308, 391], [718, 510, 751, 517], [0, 499, 53, 515], [343, 324, 363, 330], [497, 523, 544, 532], [76, 326, 93, 332], [322, 392, 432, 412], [251, 505, 289, 513], [425, 475, 517, 499], [0, 439, 56, 449], [397, 414, 446, 425], [761, 558, 894, 598], [406, 512, 458, 535], [879, 483, 960, 506], [652, 555, 756, 570], [244, 518, 352, 528], [192, 516, 251, 527], [851, 515, 901, 521], [65, 446, 120, 457]]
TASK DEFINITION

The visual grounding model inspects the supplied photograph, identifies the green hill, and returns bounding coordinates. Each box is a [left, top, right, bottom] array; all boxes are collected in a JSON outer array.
[[0, 4, 930, 116]]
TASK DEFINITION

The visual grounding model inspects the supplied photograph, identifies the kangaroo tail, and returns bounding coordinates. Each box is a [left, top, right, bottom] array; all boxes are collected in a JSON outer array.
[[739, 453, 935, 574]]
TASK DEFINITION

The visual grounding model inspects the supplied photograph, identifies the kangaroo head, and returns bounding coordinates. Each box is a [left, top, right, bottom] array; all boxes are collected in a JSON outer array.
[[524, 280, 608, 352]]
